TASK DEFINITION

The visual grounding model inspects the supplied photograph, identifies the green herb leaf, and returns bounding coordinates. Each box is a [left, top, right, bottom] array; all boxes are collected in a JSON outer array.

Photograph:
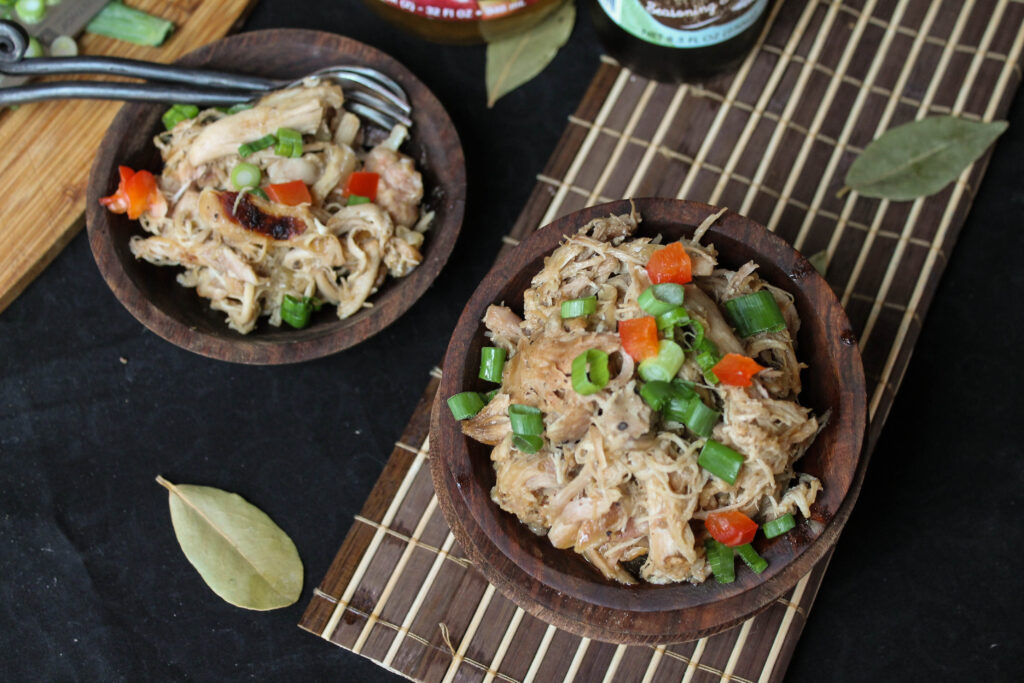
[[841, 116, 1008, 200], [485, 0, 574, 108], [156, 476, 303, 610]]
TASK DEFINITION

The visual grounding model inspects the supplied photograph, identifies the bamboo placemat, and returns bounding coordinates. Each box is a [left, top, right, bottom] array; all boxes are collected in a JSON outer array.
[[300, 0, 1024, 680]]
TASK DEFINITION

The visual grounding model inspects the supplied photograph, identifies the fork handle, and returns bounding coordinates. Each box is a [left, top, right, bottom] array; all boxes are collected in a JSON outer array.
[[0, 55, 277, 92], [0, 81, 257, 107]]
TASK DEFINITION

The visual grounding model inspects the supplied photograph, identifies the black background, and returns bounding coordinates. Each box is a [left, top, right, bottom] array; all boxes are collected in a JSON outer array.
[[1, 1, 1022, 681]]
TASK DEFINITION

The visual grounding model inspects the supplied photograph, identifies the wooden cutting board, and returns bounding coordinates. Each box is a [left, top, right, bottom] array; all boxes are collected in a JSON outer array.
[[0, 0, 257, 315]]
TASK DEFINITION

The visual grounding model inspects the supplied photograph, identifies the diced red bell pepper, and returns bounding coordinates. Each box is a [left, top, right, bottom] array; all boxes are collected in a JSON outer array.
[[99, 165, 160, 220], [711, 353, 766, 387], [265, 180, 312, 206], [344, 171, 380, 201], [706, 510, 758, 547], [618, 316, 660, 361], [646, 242, 692, 285]]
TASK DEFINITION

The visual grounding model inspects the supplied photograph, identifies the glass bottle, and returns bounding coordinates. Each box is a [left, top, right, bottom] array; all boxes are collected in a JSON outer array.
[[590, 0, 769, 82], [363, 0, 565, 44]]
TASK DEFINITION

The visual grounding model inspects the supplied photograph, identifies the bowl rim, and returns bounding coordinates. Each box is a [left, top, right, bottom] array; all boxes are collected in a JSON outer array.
[[430, 198, 868, 643], [85, 28, 466, 364]]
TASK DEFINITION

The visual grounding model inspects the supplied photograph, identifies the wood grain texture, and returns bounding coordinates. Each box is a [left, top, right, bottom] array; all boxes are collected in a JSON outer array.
[[430, 198, 867, 644], [85, 30, 466, 364], [0, 0, 257, 315]]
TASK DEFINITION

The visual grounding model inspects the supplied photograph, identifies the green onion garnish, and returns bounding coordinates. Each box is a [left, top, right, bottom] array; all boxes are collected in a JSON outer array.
[[724, 290, 787, 338], [227, 103, 253, 115], [484, 389, 499, 402], [24, 36, 43, 57], [656, 306, 690, 331], [763, 513, 796, 539], [250, 187, 268, 200], [560, 296, 597, 319], [15, 0, 45, 24], [638, 283, 685, 316], [347, 194, 371, 206], [238, 133, 277, 158], [694, 337, 721, 385], [447, 392, 485, 420], [704, 538, 735, 583], [734, 543, 768, 574], [513, 434, 543, 453], [571, 349, 610, 395], [637, 339, 685, 383], [479, 347, 507, 383], [639, 381, 675, 411], [161, 103, 198, 131], [698, 439, 745, 484], [275, 127, 304, 157], [86, 1, 174, 46], [665, 394, 720, 437], [508, 404, 544, 436], [280, 294, 318, 329], [230, 162, 262, 191]]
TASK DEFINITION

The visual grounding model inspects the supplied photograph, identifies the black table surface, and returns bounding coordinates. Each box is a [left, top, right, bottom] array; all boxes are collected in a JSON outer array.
[[2, 2, 1021, 681]]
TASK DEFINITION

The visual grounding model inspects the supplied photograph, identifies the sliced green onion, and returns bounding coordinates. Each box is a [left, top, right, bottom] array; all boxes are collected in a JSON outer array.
[[280, 294, 317, 329], [704, 538, 735, 583], [238, 133, 277, 158], [664, 394, 720, 437], [560, 296, 597, 319], [671, 377, 697, 398], [161, 103, 199, 131], [484, 389, 499, 403], [275, 127, 304, 157], [656, 306, 690, 331], [724, 290, 787, 338], [347, 194, 371, 206], [230, 162, 262, 191], [227, 103, 253, 115], [479, 347, 507, 383], [638, 283, 685, 316], [86, 2, 174, 46], [734, 543, 768, 574], [447, 392, 485, 420], [698, 439, 745, 484], [250, 187, 268, 201], [49, 35, 78, 57], [639, 381, 675, 411], [637, 339, 685, 382], [15, 0, 45, 24], [694, 337, 721, 385], [23, 36, 43, 58], [762, 513, 796, 539], [571, 349, 610, 395], [513, 434, 543, 453], [509, 404, 544, 436]]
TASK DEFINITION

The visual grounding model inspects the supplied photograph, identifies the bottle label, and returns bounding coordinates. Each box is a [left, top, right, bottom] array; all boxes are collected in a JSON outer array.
[[377, 0, 544, 22], [597, 0, 767, 48]]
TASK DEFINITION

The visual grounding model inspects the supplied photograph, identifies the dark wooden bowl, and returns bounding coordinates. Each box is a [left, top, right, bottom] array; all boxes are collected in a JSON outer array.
[[430, 198, 867, 644], [86, 29, 465, 364]]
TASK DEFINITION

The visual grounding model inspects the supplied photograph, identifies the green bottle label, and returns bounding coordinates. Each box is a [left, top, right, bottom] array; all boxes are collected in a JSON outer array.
[[597, 0, 767, 49]]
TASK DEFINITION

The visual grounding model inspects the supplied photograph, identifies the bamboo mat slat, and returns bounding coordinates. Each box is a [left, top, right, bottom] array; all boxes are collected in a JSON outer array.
[[300, 1, 1024, 680], [0, 0, 257, 315]]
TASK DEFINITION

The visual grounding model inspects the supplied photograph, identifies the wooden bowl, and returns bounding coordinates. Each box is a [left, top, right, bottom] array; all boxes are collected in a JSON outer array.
[[86, 29, 465, 364], [430, 198, 867, 644]]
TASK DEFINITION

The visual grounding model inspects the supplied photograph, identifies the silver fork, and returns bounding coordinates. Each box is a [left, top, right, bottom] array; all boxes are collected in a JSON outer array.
[[0, 20, 412, 129]]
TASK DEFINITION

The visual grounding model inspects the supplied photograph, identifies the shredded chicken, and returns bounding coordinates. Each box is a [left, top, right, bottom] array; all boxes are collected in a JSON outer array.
[[125, 82, 428, 333], [464, 211, 821, 585]]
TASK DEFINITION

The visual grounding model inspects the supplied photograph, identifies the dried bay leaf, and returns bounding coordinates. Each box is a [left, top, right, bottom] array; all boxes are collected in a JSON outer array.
[[156, 476, 303, 610], [841, 116, 1008, 200], [485, 0, 575, 108]]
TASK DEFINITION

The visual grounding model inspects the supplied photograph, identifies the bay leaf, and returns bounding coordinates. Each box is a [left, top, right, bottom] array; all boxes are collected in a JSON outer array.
[[841, 116, 1008, 200], [485, 0, 575, 108], [156, 476, 303, 610]]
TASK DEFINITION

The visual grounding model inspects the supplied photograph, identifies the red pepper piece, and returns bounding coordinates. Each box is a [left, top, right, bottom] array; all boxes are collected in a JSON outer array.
[[344, 171, 380, 201], [646, 242, 692, 285], [265, 180, 312, 206], [618, 316, 660, 361], [99, 166, 160, 220], [711, 353, 767, 387], [706, 510, 758, 547]]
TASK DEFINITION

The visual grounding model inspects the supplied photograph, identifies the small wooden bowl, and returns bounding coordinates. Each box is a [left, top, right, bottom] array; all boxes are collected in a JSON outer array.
[[430, 198, 867, 644], [86, 29, 465, 364]]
